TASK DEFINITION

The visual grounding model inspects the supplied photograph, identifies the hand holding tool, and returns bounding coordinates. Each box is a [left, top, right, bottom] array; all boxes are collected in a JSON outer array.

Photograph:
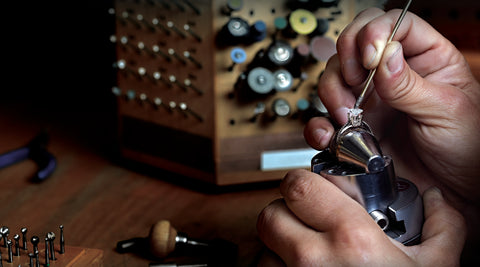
[[312, 105, 423, 246], [354, 0, 412, 109]]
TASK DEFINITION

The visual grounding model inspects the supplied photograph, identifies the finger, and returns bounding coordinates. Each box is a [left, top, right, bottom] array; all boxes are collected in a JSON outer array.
[[414, 187, 466, 266], [303, 117, 334, 150], [355, 10, 450, 77], [279, 169, 375, 232], [318, 54, 394, 127], [337, 7, 385, 86], [374, 41, 462, 123], [318, 55, 356, 124], [256, 199, 328, 265]]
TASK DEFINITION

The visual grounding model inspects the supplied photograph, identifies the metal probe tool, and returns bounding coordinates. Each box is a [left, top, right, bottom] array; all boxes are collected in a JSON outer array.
[[354, 0, 412, 110]]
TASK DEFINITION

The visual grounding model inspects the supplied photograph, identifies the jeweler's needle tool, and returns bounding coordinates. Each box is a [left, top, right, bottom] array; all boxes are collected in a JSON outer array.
[[354, 0, 412, 109]]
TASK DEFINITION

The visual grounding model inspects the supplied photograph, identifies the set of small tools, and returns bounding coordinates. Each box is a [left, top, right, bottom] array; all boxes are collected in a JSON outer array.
[[0, 225, 65, 267]]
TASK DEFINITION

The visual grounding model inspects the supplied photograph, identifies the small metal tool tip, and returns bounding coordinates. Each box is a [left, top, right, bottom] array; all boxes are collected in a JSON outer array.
[[47, 232, 55, 240], [48, 232, 56, 261], [31, 236, 39, 243], [60, 224, 65, 254]]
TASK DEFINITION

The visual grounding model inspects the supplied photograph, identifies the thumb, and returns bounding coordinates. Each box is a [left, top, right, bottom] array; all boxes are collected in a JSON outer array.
[[374, 41, 446, 121], [413, 187, 466, 265]]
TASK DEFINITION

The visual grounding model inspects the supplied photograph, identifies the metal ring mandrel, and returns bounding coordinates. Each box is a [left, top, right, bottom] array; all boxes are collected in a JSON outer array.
[[329, 119, 384, 174], [311, 105, 423, 245], [335, 126, 385, 173]]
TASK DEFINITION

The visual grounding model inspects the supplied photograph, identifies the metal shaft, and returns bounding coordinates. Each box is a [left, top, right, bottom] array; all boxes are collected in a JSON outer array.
[[21, 227, 27, 250], [45, 237, 50, 266], [60, 224, 65, 254], [354, 0, 412, 109]]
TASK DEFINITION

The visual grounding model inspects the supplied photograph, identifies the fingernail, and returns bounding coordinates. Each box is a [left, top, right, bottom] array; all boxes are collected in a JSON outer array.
[[364, 44, 377, 68], [334, 107, 349, 125], [426, 186, 444, 200], [386, 42, 403, 74], [313, 128, 332, 148]]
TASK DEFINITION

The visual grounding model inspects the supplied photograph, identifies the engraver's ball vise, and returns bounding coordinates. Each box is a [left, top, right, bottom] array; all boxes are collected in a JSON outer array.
[[311, 111, 423, 245]]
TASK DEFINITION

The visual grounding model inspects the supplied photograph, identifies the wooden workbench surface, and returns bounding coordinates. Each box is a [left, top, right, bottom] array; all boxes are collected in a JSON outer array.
[[0, 103, 281, 267]]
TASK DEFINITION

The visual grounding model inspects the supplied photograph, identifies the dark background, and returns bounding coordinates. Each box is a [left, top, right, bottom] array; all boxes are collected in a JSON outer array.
[[1, 1, 118, 156], [1, 0, 478, 156], [2, 0, 478, 114], [2, 1, 116, 114]]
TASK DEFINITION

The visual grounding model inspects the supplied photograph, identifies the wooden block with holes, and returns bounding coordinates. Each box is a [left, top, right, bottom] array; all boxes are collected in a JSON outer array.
[[0, 244, 103, 266], [111, 0, 384, 185]]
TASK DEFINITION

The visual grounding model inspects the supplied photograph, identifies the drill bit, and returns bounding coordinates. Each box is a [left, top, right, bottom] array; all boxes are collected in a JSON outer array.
[[354, 0, 412, 110]]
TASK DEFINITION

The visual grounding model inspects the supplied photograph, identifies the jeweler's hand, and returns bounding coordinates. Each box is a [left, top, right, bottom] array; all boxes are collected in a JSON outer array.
[[303, 8, 480, 258], [257, 7, 479, 265], [257, 169, 466, 266]]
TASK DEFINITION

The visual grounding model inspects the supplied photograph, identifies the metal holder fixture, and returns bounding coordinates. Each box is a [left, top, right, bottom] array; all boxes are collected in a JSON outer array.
[[311, 109, 423, 245]]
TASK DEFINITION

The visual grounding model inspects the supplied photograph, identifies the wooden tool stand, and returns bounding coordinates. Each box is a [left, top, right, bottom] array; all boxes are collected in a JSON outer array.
[[111, 0, 383, 185]]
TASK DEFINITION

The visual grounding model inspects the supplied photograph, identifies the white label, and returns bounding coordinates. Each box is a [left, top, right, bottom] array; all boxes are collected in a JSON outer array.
[[261, 148, 318, 171]]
